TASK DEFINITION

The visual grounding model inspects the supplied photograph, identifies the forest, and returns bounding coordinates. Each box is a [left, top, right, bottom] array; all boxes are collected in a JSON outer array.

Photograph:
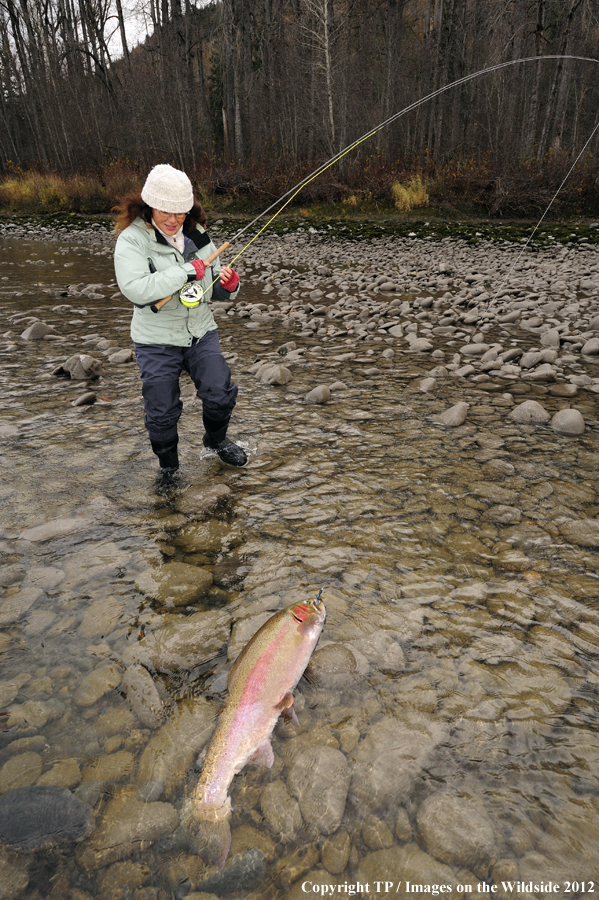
[[1, 0, 599, 214]]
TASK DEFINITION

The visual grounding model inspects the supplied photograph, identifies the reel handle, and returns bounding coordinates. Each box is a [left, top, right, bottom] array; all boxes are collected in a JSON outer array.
[[150, 241, 231, 313]]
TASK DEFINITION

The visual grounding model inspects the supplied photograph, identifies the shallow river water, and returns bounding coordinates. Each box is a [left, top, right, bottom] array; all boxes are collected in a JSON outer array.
[[1, 225, 599, 900]]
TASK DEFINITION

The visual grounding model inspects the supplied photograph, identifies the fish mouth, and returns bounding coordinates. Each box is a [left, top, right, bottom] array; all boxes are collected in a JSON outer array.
[[315, 587, 325, 606], [312, 592, 326, 621]]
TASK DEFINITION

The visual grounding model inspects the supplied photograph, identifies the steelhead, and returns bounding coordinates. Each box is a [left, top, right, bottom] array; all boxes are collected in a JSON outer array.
[[182, 591, 326, 867]]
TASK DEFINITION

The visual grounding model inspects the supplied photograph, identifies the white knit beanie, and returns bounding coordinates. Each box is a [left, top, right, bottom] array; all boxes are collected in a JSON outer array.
[[141, 164, 194, 213]]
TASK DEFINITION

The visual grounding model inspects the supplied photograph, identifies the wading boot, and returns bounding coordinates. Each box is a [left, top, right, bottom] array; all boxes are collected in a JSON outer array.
[[202, 420, 247, 468], [150, 436, 180, 487]]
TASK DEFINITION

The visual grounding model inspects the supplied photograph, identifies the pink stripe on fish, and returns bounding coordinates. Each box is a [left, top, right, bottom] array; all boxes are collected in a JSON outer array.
[[237, 617, 291, 709]]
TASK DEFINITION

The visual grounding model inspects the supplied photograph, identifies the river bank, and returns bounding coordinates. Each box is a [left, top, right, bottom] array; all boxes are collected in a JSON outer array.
[[0, 222, 599, 898], [2, 209, 599, 248]]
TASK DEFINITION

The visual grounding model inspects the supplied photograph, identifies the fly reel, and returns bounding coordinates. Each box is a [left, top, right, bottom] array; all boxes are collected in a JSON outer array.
[[179, 283, 204, 308]]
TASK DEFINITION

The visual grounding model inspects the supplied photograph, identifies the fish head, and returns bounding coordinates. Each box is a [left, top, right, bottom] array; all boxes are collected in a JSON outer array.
[[289, 592, 326, 636]]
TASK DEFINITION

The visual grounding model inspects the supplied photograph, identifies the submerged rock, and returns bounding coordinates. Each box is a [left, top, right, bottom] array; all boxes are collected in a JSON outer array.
[[416, 791, 495, 873], [305, 642, 369, 688], [174, 483, 232, 518], [559, 519, 599, 548], [260, 780, 302, 843], [0, 752, 42, 794], [357, 843, 461, 900], [19, 516, 89, 542], [121, 610, 230, 673], [77, 788, 178, 871], [350, 718, 447, 814], [135, 698, 215, 800], [74, 662, 124, 707], [0, 845, 30, 897], [195, 847, 266, 895], [134, 561, 213, 607], [287, 745, 351, 834], [0, 423, 19, 440], [321, 828, 351, 874], [352, 630, 406, 674], [361, 813, 394, 851], [0, 587, 43, 627], [121, 664, 165, 729], [0, 786, 93, 851]]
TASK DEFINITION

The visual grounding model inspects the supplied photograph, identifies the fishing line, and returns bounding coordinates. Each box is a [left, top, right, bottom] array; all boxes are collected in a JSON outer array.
[[489, 113, 599, 305], [205, 54, 599, 293]]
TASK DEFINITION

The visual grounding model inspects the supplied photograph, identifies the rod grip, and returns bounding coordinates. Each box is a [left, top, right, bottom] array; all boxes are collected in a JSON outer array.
[[150, 242, 231, 313]]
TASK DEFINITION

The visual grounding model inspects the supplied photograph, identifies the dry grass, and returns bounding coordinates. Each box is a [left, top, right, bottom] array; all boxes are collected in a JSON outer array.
[[0, 164, 141, 214], [1, 152, 597, 218], [390, 175, 429, 211]]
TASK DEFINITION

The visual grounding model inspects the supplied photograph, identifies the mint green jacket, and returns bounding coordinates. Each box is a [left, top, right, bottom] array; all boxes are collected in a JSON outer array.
[[114, 217, 239, 346]]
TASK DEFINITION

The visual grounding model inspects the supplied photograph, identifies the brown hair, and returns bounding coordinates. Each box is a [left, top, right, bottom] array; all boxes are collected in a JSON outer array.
[[112, 193, 207, 235]]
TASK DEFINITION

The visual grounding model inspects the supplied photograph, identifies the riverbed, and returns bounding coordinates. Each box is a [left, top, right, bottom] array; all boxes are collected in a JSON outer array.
[[1, 220, 599, 900]]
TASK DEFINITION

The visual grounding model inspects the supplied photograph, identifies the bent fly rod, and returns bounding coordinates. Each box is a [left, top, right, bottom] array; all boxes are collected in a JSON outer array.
[[223, 55, 599, 267], [153, 54, 599, 309]]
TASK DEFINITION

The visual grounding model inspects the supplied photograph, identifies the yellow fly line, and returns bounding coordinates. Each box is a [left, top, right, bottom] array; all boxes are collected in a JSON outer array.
[[227, 127, 380, 267], [205, 124, 380, 293]]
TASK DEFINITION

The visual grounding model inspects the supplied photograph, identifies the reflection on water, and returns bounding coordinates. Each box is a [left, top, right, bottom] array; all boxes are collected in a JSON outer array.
[[1, 233, 599, 899]]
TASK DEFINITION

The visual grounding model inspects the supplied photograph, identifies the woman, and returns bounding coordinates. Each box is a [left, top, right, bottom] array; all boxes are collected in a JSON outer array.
[[114, 164, 247, 482]]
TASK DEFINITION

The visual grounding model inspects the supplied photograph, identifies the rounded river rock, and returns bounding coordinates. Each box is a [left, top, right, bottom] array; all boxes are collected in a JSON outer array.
[[0, 786, 93, 851]]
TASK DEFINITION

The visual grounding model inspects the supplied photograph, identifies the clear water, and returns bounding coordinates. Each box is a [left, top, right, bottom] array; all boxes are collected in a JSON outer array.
[[1, 234, 599, 898]]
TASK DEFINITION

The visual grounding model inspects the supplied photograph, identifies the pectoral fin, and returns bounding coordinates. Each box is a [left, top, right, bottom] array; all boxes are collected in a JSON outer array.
[[276, 691, 299, 724], [248, 740, 274, 768], [297, 612, 319, 635]]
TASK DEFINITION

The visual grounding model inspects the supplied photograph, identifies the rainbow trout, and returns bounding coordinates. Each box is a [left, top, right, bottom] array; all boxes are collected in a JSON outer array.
[[182, 592, 326, 868]]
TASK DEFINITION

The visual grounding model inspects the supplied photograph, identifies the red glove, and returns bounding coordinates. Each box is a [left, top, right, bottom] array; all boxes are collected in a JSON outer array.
[[220, 269, 240, 292], [190, 259, 205, 280]]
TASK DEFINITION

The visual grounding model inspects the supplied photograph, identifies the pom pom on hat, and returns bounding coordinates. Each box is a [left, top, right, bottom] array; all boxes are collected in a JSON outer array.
[[141, 164, 194, 214]]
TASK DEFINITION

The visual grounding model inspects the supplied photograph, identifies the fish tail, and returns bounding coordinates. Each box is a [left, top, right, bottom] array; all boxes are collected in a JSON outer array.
[[182, 796, 232, 870], [196, 815, 231, 869]]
